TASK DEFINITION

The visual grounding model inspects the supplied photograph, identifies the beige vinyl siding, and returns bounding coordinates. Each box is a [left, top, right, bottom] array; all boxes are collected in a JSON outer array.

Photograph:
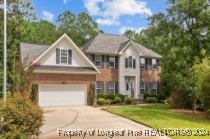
[[119, 43, 140, 98], [39, 40, 91, 67]]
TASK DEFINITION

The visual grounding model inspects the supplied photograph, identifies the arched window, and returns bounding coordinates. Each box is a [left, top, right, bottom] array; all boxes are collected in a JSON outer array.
[[128, 56, 132, 68]]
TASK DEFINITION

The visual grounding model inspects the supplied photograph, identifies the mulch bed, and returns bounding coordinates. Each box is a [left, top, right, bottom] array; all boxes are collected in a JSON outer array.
[[171, 109, 208, 119]]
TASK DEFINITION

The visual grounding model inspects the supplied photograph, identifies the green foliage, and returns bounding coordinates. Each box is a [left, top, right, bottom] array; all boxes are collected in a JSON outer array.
[[207, 109, 210, 119], [115, 94, 125, 101], [146, 97, 158, 103], [144, 93, 166, 103], [113, 97, 122, 104], [0, 93, 44, 138], [57, 10, 100, 47], [193, 50, 210, 110], [124, 97, 132, 104], [97, 93, 107, 99], [97, 98, 106, 105], [124, 0, 210, 109], [105, 99, 113, 105], [106, 93, 115, 100], [89, 83, 95, 106], [145, 97, 156, 103]]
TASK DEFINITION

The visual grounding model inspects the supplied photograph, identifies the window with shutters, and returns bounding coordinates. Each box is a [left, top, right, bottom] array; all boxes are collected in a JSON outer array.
[[152, 59, 157, 70], [151, 82, 157, 93], [128, 56, 132, 68], [140, 58, 145, 69], [95, 55, 101, 67], [140, 82, 145, 93], [109, 56, 115, 68], [108, 82, 115, 93], [60, 49, 68, 64], [96, 82, 102, 94]]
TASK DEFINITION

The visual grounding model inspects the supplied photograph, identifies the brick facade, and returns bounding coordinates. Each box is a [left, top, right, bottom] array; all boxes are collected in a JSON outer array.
[[33, 73, 96, 105], [140, 67, 161, 82]]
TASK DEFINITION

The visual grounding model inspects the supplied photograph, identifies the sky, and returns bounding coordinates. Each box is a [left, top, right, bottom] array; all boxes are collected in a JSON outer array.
[[32, 0, 167, 35]]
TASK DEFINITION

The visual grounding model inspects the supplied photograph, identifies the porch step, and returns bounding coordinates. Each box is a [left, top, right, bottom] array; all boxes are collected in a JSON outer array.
[[133, 99, 145, 104]]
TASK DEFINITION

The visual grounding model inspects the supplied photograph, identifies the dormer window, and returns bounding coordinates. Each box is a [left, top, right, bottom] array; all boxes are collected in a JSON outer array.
[[56, 48, 72, 65], [128, 56, 133, 68], [61, 49, 68, 64]]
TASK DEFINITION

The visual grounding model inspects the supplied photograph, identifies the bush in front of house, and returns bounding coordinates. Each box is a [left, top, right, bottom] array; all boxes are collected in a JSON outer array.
[[97, 98, 106, 105], [97, 94, 126, 105], [146, 97, 158, 103], [0, 92, 44, 139], [124, 97, 132, 104], [113, 97, 122, 104], [105, 99, 113, 105], [143, 93, 167, 103], [106, 93, 115, 100]]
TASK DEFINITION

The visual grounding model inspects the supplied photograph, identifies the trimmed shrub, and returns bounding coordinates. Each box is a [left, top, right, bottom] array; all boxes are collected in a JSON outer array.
[[106, 93, 115, 100], [97, 98, 106, 105], [113, 97, 122, 104], [207, 109, 210, 119], [0, 92, 44, 139], [146, 97, 158, 103], [124, 97, 132, 104], [115, 94, 125, 101], [97, 93, 106, 99], [144, 93, 167, 103], [105, 99, 113, 105]]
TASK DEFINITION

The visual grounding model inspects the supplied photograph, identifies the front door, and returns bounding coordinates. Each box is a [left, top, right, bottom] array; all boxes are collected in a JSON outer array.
[[125, 78, 134, 97]]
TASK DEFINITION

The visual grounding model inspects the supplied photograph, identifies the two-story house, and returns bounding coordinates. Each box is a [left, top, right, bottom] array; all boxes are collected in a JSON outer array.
[[82, 33, 161, 99], [20, 33, 161, 107]]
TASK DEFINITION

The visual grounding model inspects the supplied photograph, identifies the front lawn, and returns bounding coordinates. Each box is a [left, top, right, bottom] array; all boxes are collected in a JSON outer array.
[[104, 104, 210, 139]]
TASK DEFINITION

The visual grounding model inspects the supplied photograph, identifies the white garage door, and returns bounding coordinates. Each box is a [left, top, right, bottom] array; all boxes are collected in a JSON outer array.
[[39, 85, 86, 107]]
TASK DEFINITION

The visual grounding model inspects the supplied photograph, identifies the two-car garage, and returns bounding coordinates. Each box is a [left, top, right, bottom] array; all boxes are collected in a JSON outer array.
[[38, 85, 86, 107]]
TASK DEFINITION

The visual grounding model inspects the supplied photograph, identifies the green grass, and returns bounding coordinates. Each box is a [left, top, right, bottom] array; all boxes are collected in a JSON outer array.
[[104, 104, 210, 139]]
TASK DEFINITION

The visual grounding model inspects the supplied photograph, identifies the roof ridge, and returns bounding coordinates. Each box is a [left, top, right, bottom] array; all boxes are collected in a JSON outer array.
[[20, 42, 50, 47], [100, 32, 128, 38]]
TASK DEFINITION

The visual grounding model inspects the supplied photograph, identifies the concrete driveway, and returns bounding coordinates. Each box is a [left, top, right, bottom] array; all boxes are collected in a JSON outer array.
[[39, 106, 169, 139]]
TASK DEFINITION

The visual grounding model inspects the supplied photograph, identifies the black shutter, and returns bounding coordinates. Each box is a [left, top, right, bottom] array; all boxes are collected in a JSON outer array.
[[115, 81, 118, 93], [145, 82, 148, 93], [102, 55, 105, 68], [68, 49, 72, 64], [157, 82, 159, 94], [106, 82, 109, 93], [149, 82, 152, 93], [92, 54, 95, 64], [101, 81, 104, 93], [133, 59, 136, 69], [115, 56, 118, 68], [125, 58, 128, 68], [106, 56, 109, 68], [56, 48, 60, 64]]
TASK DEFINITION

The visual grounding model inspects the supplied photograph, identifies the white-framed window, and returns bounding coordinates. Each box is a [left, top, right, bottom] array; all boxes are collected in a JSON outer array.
[[151, 82, 157, 94], [96, 81, 102, 94], [128, 56, 132, 68], [60, 49, 68, 64], [140, 58, 145, 69], [109, 56, 115, 68], [152, 59, 157, 70], [95, 55, 101, 67], [108, 82, 115, 93], [140, 82, 145, 94]]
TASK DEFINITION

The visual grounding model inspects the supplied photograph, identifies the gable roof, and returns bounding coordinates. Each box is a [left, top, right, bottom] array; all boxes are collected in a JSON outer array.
[[82, 33, 162, 58], [20, 34, 100, 73], [20, 43, 50, 64], [82, 33, 128, 54]]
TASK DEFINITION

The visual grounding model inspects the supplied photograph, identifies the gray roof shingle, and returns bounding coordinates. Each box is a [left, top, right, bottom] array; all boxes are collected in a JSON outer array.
[[33, 65, 97, 73], [82, 33, 162, 58], [20, 43, 50, 64], [82, 33, 128, 54]]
